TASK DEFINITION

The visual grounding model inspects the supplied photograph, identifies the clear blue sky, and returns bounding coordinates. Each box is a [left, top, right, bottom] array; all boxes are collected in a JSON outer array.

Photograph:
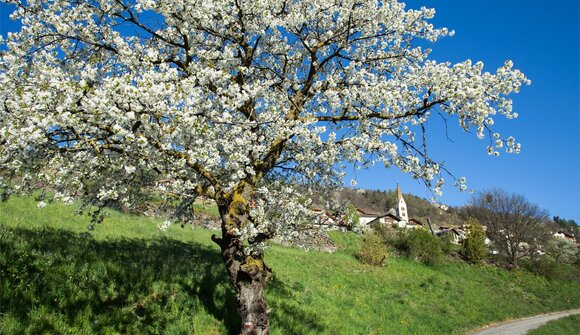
[[351, 0, 580, 222], [1, 1, 579, 222]]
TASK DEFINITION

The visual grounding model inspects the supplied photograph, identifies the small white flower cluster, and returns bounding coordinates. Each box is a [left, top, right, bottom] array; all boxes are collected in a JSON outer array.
[[454, 177, 468, 191], [157, 220, 173, 232]]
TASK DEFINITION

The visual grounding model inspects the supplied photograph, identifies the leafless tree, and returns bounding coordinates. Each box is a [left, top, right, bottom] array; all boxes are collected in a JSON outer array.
[[467, 188, 550, 266]]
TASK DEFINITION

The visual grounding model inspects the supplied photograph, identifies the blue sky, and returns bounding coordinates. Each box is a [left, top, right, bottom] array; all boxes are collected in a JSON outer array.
[[351, 0, 579, 222], [1, 1, 579, 222]]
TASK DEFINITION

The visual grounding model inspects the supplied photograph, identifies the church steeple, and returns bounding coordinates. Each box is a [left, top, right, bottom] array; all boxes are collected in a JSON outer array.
[[396, 183, 408, 222], [396, 183, 402, 201]]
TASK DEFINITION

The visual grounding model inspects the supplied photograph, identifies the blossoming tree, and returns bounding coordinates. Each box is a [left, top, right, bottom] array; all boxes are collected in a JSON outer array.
[[0, 0, 528, 333]]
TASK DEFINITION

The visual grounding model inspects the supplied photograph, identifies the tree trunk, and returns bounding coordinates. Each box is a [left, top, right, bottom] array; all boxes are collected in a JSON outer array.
[[220, 236, 270, 335], [214, 192, 271, 335], [426, 217, 435, 235], [234, 261, 270, 335]]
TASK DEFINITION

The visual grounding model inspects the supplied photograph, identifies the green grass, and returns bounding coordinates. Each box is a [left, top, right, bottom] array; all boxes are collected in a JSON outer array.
[[192, 203, 220, 218], [1, 196, 579, 334], [527, 314, 580, 335]]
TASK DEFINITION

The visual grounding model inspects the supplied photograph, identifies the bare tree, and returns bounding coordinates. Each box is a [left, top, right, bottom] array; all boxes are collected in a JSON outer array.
[[467, 189, 550, 266]]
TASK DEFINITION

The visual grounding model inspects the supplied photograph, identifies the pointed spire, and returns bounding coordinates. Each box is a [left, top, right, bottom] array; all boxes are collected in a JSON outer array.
[[396, 182, 402, 201]]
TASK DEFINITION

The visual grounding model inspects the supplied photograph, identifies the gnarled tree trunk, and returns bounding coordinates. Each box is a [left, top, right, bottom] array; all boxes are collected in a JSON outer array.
[[222, 236, 270, 335], [213, 187, 271, 335]]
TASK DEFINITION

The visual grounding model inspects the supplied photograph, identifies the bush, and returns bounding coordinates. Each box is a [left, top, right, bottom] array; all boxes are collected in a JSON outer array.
[[461, 219, 487, 263], [356, 232, 390, 267], [372, 223, 398, 244], [440, 234, 458, 256], [396, 229, 445, 265], [522, 257, 580, 282]]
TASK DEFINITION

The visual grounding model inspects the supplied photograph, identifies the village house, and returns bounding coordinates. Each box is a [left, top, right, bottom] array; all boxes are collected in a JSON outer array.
[[435, 225, 493, 247], [311, 208, 335, 225], [356, 208, 385, 226], [382, 212, 405, 226], [406, 218, 425, 229], [436, 227, 466, 244], [311, 208, 348, 232], [553, 231, 576, 244]]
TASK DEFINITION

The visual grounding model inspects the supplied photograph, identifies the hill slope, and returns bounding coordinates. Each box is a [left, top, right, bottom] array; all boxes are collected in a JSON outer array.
[[1, 197, 579, 334]]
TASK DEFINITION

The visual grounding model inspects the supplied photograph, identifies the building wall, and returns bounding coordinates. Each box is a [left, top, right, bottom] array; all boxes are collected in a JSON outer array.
[[397, 197, 409, 222]]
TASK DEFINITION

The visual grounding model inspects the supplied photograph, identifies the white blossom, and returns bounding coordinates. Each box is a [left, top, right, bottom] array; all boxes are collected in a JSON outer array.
[[0, 0, 528, 244]]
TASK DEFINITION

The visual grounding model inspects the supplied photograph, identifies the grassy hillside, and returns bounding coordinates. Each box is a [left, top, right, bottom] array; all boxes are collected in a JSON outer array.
[[527, 314, 580, 335], [1, 197, 579, 334]]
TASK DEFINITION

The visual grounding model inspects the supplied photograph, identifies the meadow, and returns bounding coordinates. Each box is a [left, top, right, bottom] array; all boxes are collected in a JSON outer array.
[[1, 196, 579, 334], [527, 314, 580, 335]]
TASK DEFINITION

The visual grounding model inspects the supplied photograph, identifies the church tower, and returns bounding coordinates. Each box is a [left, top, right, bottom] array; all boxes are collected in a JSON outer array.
[[396, 183, 409, 222]]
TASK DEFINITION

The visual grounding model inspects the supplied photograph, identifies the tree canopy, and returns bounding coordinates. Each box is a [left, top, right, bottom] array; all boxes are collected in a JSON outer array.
[[0, 0, 527, 236]]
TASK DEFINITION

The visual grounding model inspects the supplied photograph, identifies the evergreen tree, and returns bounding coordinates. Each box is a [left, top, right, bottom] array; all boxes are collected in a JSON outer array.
[[461, 218, 487, 263]]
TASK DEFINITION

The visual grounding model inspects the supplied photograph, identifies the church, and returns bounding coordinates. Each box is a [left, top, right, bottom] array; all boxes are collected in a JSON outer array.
[[357, 184, 424, 229], [396, 183, 409, 223]]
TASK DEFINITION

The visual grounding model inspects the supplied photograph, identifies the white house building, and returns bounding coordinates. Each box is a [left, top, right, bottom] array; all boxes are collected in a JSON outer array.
[[356, 208, 385, 226]]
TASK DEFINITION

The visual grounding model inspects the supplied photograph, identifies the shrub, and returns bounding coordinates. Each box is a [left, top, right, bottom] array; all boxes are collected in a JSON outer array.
[[440, 234, 458, 256], [461, 219, 487, 263], [356, 232, 390, 267], [372, 223, 398, 244], [396, 229, 445, 265], [522, 257, 580, 282]]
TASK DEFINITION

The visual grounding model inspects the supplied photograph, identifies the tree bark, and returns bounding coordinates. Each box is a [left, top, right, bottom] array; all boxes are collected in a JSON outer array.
[[219, 235, 270, 335], [233, 257, 270, 335], [214, 190, 271, 335]]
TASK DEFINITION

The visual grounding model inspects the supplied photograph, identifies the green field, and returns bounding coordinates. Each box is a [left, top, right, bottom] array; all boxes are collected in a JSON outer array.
[[1, 197, 579, 334], [527, 314, 580, 335]]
